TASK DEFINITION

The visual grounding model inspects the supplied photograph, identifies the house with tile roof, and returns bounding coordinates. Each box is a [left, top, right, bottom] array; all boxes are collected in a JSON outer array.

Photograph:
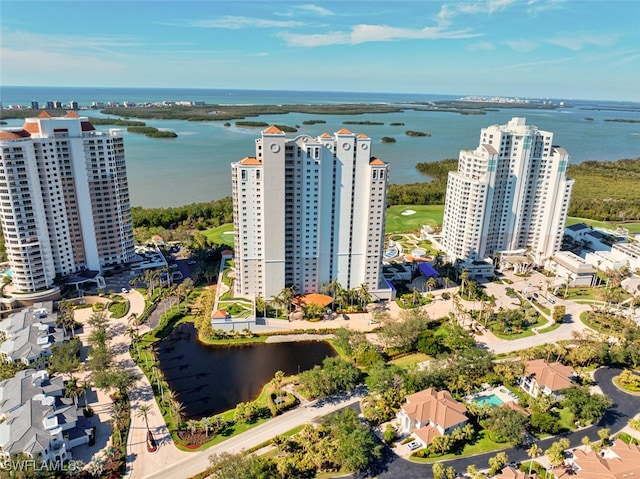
[[0, 302, 65, 366], [397, 388, 468, 447], [555, 439, 640, 479], [0, 369, 91, 463], [495, 465, 537, 479], [520, 359, 576, 399]]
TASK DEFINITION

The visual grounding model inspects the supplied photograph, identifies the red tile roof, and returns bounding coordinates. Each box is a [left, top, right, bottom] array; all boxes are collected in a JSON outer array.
[[357, 133, 369, 138], [212, 310, 228, 319], [369, 157, 385, 165], [319, 133, 332, 139], [0, 130, 30, 140], [65, 110, 80, 118], [23, 121, 40, 134], [81, 121, 95, 131], [38, 110, 52, 118], [569, 440, 640, 479], [336, 128, 353, 135]]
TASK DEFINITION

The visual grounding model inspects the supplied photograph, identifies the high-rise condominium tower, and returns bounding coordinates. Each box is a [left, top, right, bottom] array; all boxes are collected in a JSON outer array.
[[0, 111, 135, 293], [231, 126, 389, 300], [441, 117, 573, 271]]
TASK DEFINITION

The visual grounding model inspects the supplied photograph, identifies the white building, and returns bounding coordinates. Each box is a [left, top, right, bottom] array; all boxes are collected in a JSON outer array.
[[441, 118, 574, 277], [0, 111, 136, 293], [231, 126, 390, 300]]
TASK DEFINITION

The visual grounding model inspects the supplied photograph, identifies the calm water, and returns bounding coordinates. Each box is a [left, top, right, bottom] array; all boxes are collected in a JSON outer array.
[[2, 86, 639, 207], [155, 322, 336, 418]]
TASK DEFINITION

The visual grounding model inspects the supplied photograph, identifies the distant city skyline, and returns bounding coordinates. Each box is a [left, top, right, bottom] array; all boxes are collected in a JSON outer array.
[[1, 1, 639, 102]]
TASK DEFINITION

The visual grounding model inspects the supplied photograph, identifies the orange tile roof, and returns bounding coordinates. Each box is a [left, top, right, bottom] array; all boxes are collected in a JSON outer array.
[[263, 125, 284, 134], [494, 466, 536, 479], [413, 424, 440, 445], [292, 293, 334, 308], [336, 128, 353, 135], [357, 133, 369, 138], [38, 110, 52, 118], [320, 132, 332, 139], [212, 310, 228, 319], [369, 157, 385, 165], [524, 359, 575, 392], [65, 110, 80, 118], [239, 156, 262, 166], [0, 130, 30, 140], [23, 121, 40, 134], [569, 440, 640, 479], [402, 388, 467, 430]]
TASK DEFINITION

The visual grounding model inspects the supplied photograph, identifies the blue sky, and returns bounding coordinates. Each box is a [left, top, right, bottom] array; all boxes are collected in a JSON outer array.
[[1, 0, 639, 101]]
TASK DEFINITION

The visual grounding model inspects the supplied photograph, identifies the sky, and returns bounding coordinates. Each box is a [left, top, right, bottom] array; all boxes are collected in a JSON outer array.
[[1, 0, 639, 101]]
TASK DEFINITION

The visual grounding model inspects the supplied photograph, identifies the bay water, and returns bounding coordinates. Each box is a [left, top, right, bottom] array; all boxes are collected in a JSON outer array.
[[2, 86, 639, 208]]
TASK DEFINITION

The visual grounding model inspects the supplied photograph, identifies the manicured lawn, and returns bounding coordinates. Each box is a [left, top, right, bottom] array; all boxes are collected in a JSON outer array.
[[203, 223, 235, 247], [385, 205, 444, 233], [409, 429, 508, 463], [390, 352, 431, 368], [566, 216, 640, 234], [538, 322, 562, 334]]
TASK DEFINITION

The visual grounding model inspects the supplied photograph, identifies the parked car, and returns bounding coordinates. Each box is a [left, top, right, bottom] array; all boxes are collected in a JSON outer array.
[[121, 288, 128, 294], [406, 440, 421, 451]]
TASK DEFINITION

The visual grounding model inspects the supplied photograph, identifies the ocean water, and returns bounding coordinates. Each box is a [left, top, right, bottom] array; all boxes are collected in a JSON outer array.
[[1, 86, 639, 208]]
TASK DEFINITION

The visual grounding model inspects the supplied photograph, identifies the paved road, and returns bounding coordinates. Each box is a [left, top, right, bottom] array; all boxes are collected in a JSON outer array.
[[373, 367, 639, 479], [140, 390, 365, 479]]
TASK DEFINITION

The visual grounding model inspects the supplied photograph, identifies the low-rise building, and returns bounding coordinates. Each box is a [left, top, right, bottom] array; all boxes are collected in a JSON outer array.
[[0, 370, 91, 464], [0, 302, 64, 366], [610, 242, 640, 271], [520, 359, 576, 399], [397, 388, 468, 447], [495, 466, 537, 479], [558, 439, 640, 479], [547, 251, 595, 287]]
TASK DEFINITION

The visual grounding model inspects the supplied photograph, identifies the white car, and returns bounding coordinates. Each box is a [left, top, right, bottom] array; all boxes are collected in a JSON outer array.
[[406, 440, 421, 451], [121, 288, 128, 294]]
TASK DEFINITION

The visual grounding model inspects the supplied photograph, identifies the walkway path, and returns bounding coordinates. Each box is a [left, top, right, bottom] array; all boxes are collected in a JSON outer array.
[[141, 390, 365, 479]]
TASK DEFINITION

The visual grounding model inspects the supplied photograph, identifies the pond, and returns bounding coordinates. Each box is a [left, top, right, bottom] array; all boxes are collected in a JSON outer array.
[[155, 322, 337, 418]]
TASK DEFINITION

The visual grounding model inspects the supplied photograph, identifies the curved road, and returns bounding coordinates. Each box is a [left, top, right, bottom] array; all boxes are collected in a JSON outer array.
[[370, 367, 639, 479]]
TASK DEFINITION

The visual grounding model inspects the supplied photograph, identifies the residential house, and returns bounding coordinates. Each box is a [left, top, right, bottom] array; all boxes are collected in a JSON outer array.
[[0, 303, 65, 366], [555, 439, 640, 479], [397, 388, 468, 447], [520, 359, 576, 399], [495, 466, 537, 479], [0, 369, 91, 463]]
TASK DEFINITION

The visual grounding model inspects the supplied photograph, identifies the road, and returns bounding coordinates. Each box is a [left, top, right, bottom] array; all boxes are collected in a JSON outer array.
[[374, 367, 640, 479], [140, 390, 365, 479]]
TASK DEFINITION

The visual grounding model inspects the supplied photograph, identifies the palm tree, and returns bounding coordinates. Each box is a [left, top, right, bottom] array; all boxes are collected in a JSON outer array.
[[270, 292, 286, 320], [201, 416, 213, 437], [357, 283, 372, 310], [169, 399, 186, 423], [426, 277, 437, 292], [527, 443, 543, 476], [136, 404, 154, 432], [459, 269, 470, 297]]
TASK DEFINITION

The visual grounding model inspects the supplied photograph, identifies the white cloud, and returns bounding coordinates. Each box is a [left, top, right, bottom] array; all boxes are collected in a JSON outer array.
[[280, 23, 480, 47], [437, 0, 516, 26], [495, 56, 571, 71], [192, 16, 304, 30], [546, 34, 618, 51], [296, 4, 334, 16]]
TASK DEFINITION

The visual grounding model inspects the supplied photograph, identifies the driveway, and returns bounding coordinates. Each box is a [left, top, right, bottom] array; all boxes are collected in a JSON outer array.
[[372, 367, 640, 479]]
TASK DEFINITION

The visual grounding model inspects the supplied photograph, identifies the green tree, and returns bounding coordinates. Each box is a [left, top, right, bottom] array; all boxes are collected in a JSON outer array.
[[207, 452, 278, 479], [546, 438, 570, 467], [488, 451, 509, 475], [484, 406, 527, 445], [527, 443, 543, 476]]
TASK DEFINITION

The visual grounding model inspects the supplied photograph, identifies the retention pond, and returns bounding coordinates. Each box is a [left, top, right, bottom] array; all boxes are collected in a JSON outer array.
[[155, 322, 336, 418]]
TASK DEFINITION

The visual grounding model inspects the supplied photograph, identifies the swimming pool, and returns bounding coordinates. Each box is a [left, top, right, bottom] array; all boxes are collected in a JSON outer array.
[[474, 394, 504, 407]]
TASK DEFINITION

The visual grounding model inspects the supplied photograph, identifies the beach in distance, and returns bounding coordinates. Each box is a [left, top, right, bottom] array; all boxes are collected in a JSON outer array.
[[2, 86, 640, 208]]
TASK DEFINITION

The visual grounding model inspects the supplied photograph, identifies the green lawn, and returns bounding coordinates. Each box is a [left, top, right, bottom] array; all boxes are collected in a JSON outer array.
[[203, 223, 235, 247], [409, 429, 508, 463], [385, 205, 444, 233], [566, 216, 640, 234], [389, 352, 431, 368]]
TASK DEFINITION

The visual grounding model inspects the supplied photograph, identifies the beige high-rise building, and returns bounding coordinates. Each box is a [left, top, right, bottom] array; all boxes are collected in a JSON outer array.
[[231, 126, 391, 300], [441, 117, 574, 276], [0, 111, 135, 293]]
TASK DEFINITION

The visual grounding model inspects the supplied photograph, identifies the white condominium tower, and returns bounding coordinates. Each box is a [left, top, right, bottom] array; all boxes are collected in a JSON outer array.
[[0, 111, 136, 293], [441, 117, 573, 269], [231, 126, 389, 300]]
